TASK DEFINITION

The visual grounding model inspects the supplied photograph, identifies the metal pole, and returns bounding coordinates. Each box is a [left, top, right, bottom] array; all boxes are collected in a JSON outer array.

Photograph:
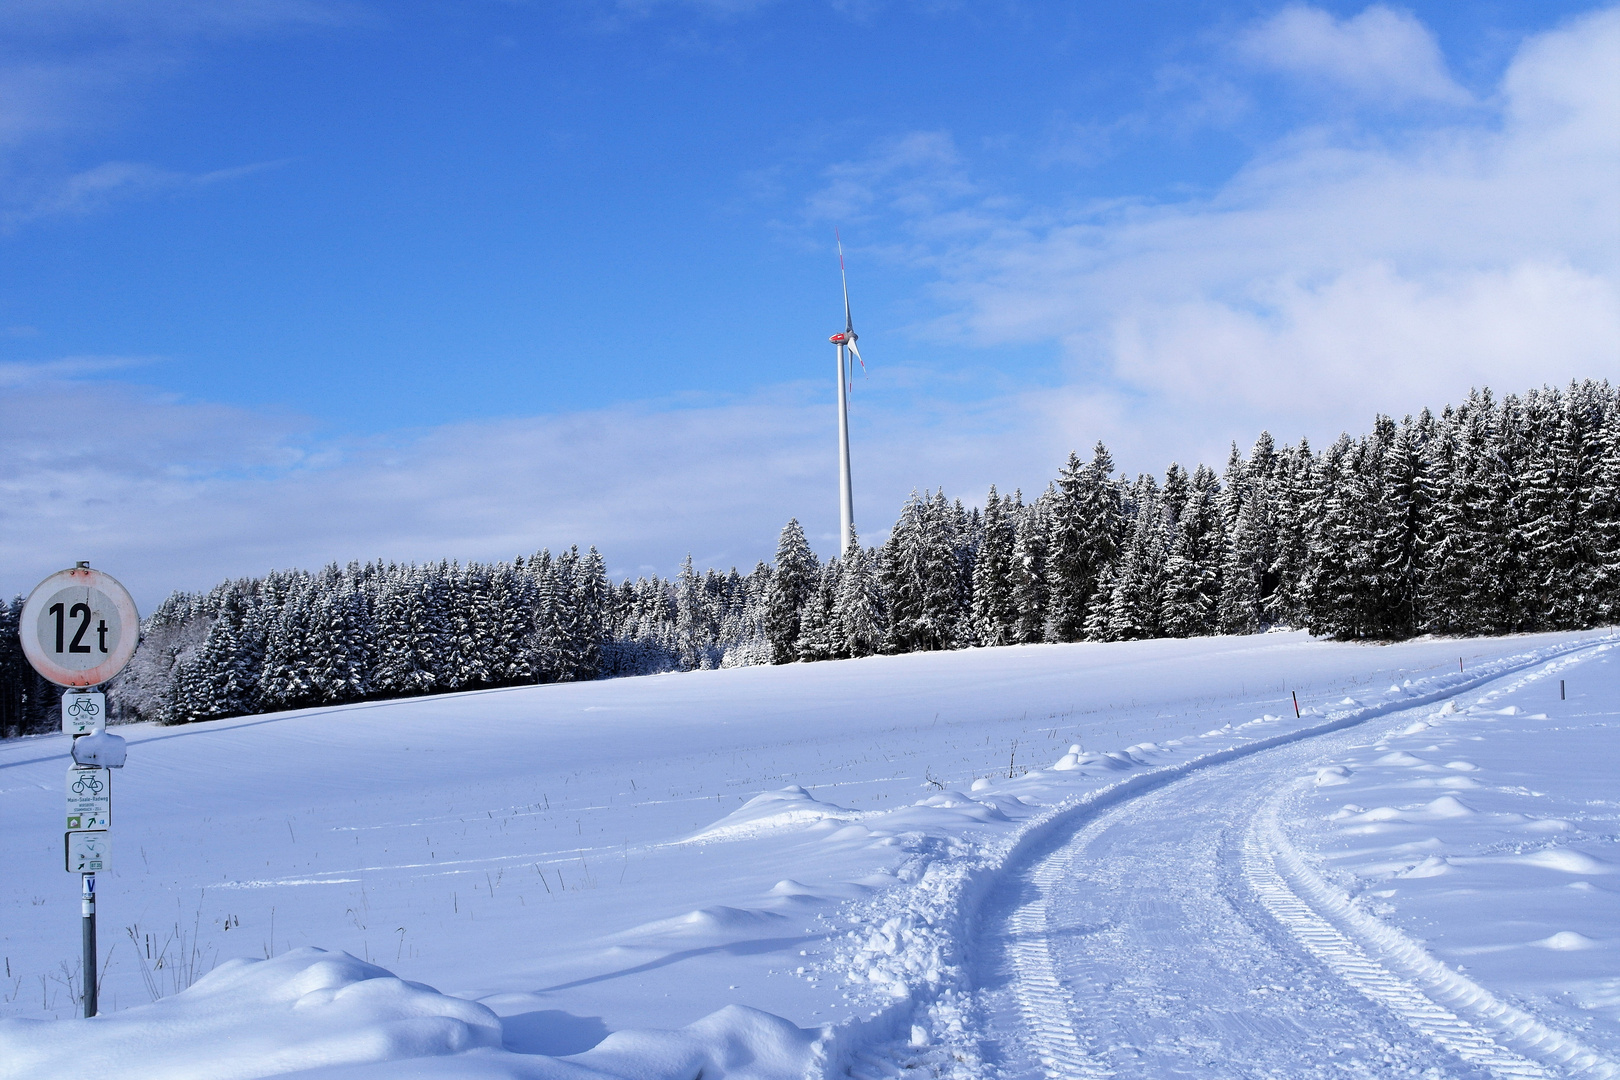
[[836, 342, 854, 556], [81, 872, 96, 1017]]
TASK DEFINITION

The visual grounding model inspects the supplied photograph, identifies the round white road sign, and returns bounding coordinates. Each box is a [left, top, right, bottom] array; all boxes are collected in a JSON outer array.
[[19, 564, 140, 687]]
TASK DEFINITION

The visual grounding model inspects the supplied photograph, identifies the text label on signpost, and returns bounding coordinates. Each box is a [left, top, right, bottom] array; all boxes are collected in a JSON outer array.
[[67, 767, 111, 830]]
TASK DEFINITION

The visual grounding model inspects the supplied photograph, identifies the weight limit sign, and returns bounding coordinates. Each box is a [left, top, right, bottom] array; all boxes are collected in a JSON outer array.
[[19, 564, 140, 688]]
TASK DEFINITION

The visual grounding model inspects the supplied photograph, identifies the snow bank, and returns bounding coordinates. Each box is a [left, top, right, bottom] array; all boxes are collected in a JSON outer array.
[[0, 948, 825, 1080], [0, 948, 502, 1080], [685, 786, 860, 843]]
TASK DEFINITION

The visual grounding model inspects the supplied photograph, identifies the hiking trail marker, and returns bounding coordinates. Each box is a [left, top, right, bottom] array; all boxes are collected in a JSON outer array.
[[19, 562, 139, 1018]]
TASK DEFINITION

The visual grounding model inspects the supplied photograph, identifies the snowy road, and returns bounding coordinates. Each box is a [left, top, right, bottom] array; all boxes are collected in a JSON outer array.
[[971, 648, 1616, 1080]]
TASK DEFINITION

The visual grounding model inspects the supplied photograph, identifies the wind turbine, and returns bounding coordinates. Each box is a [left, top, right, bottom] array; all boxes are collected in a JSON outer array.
[[828, 234, 865, 558]]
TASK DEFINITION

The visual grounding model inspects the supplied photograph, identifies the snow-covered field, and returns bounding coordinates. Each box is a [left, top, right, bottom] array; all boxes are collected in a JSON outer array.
[[1, 630, 1616, 1079]]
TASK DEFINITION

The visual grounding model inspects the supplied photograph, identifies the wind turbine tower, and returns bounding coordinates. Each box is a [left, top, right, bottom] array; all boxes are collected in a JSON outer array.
[[828, 236, 865, 558]]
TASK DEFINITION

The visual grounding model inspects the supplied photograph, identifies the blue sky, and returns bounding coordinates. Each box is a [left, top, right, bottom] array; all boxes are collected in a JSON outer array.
[[2, 1, 1616, 606]]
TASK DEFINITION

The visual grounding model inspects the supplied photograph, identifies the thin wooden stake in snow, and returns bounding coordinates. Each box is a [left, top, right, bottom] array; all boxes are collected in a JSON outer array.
[[1561, 680, 1566, 700], [1291, 691, 1300, 719]]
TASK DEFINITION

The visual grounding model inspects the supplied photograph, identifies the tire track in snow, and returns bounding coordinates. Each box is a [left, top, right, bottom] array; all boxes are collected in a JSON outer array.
[[1244, 804, 1555, 1079], [1243, 647, 1618, 1080], [1003, 829, 1110, 1079]]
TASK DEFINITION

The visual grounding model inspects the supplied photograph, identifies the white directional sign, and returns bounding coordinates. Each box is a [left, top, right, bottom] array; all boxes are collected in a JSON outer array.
[[20, 565, 140, 688], [62, 691, 106, 737], [66, 830, 109, 873], [67, 767, 111, 830]]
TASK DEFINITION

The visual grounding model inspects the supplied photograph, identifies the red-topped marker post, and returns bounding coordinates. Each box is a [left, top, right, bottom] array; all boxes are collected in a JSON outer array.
[[18, 562, 139, 1018]]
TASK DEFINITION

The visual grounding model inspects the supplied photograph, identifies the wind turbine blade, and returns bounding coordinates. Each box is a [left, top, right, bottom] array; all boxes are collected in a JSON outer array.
[[837, 233, 853, 334], [847, 338, 866, 374]]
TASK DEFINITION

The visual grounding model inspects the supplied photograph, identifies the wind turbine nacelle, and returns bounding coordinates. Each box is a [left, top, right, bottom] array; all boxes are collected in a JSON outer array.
[[829, 332, 854, 344]]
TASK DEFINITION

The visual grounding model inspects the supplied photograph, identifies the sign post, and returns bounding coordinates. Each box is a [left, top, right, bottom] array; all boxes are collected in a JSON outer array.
[[19, 562, 138, 1019]]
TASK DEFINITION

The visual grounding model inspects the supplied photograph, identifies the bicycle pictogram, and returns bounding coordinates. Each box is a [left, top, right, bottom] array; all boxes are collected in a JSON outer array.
[[71, 772, 105, 797], [67, 698, 100, 720]]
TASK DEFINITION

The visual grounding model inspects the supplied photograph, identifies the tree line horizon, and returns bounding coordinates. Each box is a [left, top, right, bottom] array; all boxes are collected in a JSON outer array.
[[2, 380, 1616, 736]]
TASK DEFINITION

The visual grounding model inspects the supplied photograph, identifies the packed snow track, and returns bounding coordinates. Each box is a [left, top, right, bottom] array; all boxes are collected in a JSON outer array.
[[972, 646, 1616, 1080]]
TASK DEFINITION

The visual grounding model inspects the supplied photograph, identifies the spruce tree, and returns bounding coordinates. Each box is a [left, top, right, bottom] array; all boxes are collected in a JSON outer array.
[[575, 547, 609, 679], [971, 486, 1018, 646], [1264, 441, 1313, 628], [834, 542, 887, 658], [765, 519, 819, 664], [1009, 493, 1049, 644], [1098, 476, 1168, 641], [1161, 468, 1221, 637], [1044, 443, 1121, 642], [794, 560, 842, 662]]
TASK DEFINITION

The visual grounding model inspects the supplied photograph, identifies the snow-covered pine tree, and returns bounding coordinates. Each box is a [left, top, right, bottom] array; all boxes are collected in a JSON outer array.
[[1096, 475, 1169, 641], [674, 555, 714, 670], [483, 559, 535, 686], [259, 574, 316, 710], [0, 597, 28, 737], [440, 562, 484, 691], [1044, 444, 1121, 642], [1216, 435, 1277, 635], [884, 490, 966, 652], [765, 519, 819, 664], [718, 562, 772, 667], [880, 492, 924, 652], [944, 494, 975, 647], [971, 486, 1018, 646], [371, 565, 450, 697], [308, 576, 373, 703], [170, 587, 262, 722], [574, 547, 609, 679], [794, 559, 842, 662], [1589, 384, 1620, 623], [1442, 390, 1514, 634], [1263, 441, 1313, 629], [1161, 465, 1222, 637], [1368, 415, 1423, 638], [834, 540, 887, 658], [1418, 408, 1467, 634], [1009, 492, 1049, 644], [953, 498, 980, 647], [1162, 463, 1189, 525], [1303, 434, 1380, 639], [1514, 384, 1611, 629], [532, 550, 581, 681]]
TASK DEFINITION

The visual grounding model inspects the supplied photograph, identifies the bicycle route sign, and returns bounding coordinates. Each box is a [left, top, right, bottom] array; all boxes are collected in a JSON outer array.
[[62, 691, 106, 736], [66, 830, 109, 873], [67, 766, 111, 830], [19, 564, 140, 687]]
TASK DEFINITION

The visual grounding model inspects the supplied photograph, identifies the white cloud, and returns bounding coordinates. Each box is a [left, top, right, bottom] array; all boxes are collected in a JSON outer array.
[[861, 6, 1620, 467], [803, 131, 973, 225], [0, 354, 149, 387], [0, 372, 1053, 608], [1236, 4, 1471, 107], [1, 159, 287, 229], [0, 0, 339, 222]]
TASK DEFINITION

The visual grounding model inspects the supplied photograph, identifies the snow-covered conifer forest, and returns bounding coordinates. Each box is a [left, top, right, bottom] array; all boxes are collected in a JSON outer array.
[[3, 381, 1616, 737]]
